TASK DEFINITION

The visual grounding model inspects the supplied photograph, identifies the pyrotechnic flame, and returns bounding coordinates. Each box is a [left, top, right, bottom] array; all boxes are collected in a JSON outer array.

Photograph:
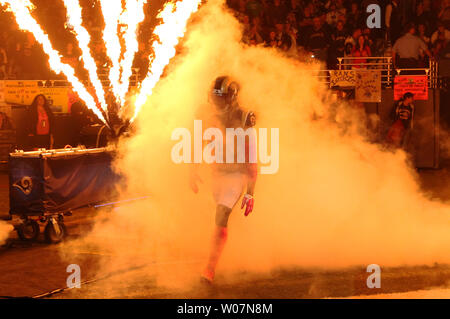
[[131, 0, 202, 123], [118, 0, 147, 106], [62, 0, 108, 114], [0, 0, 106, 123], [99, 0, 123, 105]]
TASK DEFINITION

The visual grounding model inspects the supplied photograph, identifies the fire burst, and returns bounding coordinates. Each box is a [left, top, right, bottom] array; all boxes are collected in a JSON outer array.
[[0, 0, 202, 126]]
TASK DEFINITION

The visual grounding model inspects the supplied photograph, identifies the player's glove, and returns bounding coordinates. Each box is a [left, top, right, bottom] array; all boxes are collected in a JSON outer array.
[[189, 172, 203, 194], [241, 194, 254, 217]]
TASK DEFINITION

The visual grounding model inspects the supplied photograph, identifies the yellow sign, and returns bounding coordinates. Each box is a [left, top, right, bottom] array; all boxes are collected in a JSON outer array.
[[40, 87, 69, 113], [3, 81, 40, 105], [1, 81, 69, 113], [330, 70, 356, 87], [355, 70, 382, 103]]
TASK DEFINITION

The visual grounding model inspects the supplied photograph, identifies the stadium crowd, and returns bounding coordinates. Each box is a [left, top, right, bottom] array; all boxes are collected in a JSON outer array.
[[231, 0, 450, 69], [0, 0, 448, 80], [232, 0, 450, 69]]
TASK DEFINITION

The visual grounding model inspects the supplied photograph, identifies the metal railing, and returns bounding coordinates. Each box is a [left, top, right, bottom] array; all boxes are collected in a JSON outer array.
[[2, 59, 442, 92], [4, 68, 140, 88], [334, 56, 439, 89]]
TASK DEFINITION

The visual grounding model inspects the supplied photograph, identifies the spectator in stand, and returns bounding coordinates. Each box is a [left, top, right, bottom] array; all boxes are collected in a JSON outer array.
[[0, 44, 7, 79], [385, 0, 403, 44], [343, 42, 354, 69], [332, 20, 348, 52], [345, 28, 362, 49], [61, 42, 79, 69], [286, 11, 298, 34], [266, 29, 280, 48], [392, 23, 433, 69], [438, 0, 450, 28], [432, 32, 448, 60], [246, 0, 264, 21], [325, 2, 341, 28], [351, 35, 372, 69], [414, 1, 433, 34], [21, 33, 46, 79], [329, 20, 347, 69], [346, 2, 363, 30], [304, 16, 330, 62], [421, 0, 439, 33], [335, 0, 346, 17], [417, 23, 431, 48], [8, 41, 23, 79], [235, 0, 248, 22], [362, 27, 374, 51], [417, 23, 431, 67], [288, 0, 302, 22], [26, 94, 55, 150], [243, 16, 264, 45], [298, 3, 314, 29], [274, 22, 291, 49], [242, 14, 252, 36], [431, 22, 450, 45], [268, 0, 288, 27]]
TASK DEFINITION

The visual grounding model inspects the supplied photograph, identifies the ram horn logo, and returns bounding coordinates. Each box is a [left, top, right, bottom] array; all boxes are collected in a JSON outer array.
[[13, 176, 33, 195]]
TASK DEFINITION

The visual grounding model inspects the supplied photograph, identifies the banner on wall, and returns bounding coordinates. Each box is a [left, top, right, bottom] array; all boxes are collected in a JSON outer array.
[[329, 70, 356, 87], [0, 81, 70, 113], [394, 75, 428, 101], [0, 81, 5, 104], [39, 87, 69, 113], [355, 70, 382, 103], [3, 81, 40, 106]]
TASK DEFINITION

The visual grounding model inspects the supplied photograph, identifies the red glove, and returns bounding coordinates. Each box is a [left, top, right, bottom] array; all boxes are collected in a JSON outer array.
[[189, 172, 203, 194], [241, 194, 254, 217]]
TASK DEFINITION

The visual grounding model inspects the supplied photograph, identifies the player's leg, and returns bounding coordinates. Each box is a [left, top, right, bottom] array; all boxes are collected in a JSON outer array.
[[202, 172, 246, 283], [202, 204, 232, 282]]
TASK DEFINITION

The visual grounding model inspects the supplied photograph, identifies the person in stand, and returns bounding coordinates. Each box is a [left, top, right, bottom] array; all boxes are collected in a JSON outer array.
[[386, 92, 415, 150], [26, 94, 54, 150], [351, 34, 372, 68]]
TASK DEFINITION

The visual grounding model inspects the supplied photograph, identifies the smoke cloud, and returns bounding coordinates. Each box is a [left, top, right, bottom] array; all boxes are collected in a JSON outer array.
[[0, 221, 12, 246], [61, 0, 450, 292]]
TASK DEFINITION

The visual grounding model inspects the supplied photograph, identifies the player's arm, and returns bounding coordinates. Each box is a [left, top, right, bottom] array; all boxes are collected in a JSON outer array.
[[242, 162, 257, 217], [242, 111, 257, 216]]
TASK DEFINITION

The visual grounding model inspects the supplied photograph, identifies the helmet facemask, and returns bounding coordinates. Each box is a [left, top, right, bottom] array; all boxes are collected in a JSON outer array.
[[210, 76, 240, 113]]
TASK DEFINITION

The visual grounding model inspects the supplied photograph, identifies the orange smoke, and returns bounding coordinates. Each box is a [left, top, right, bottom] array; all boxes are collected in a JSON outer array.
[[59, 0, 449, 292], [0, 222, 12, 246]]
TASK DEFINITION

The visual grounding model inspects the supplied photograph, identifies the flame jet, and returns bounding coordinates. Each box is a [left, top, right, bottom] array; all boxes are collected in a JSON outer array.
[[99, 0, 123, 105], [0, 0, 106, 123], [131, 0, 202, 123], [62, 0, 108, 114], [118, 0, 147, 106]]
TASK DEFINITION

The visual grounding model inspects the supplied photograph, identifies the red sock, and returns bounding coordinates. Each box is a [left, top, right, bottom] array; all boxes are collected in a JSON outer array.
[[203, 226, 228, 281]]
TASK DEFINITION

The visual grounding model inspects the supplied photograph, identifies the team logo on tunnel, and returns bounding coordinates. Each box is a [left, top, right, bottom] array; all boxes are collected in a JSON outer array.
[[13, 176, 33, 195]]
